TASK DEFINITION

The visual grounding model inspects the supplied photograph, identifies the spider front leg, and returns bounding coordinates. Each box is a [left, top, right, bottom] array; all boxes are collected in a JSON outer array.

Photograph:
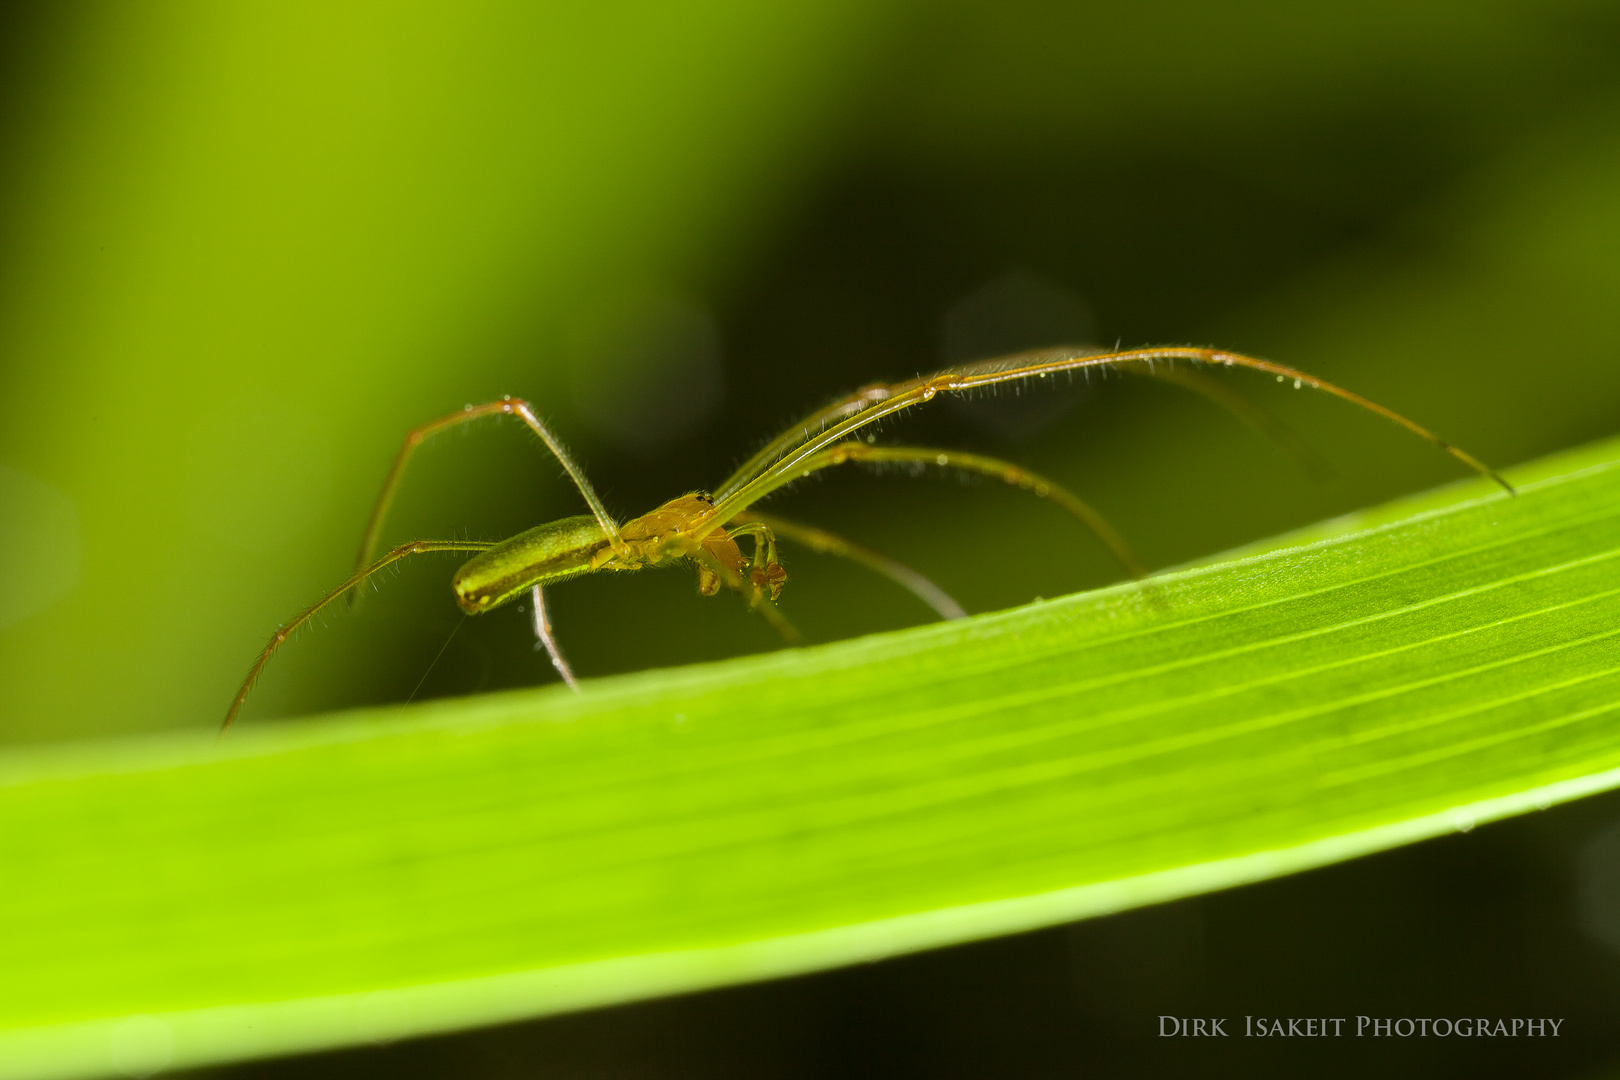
[[713, 441, 1147, 579]]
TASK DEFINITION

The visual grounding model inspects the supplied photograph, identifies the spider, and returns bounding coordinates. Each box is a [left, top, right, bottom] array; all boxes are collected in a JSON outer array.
[[222, 346, 1508, 730]]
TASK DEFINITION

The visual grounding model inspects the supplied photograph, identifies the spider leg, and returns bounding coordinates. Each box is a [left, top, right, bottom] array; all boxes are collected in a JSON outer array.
[[1127, 363, 1334, 482], [680, 540, 802, 645], [223, 539, 497, 733], [705, 346, 1510, 532], [718, 443, 1146, 579], [732, 510, 967, 621], [748, 590, 802, 645], [351, 397, 623, 605], [529, 584, 579, 691], [715, 382, 896, 502]]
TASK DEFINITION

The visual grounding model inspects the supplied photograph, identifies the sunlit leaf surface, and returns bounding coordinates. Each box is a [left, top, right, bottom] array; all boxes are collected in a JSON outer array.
[[3, 437, 1620, 1079]]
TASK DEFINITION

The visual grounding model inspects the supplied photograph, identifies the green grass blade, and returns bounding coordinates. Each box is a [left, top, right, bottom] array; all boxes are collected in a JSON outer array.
[[6, 437, 1620, 1079]]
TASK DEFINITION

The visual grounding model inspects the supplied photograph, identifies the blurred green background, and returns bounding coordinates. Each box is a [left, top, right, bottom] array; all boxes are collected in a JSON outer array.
[[4, 1, 1620, 1076]]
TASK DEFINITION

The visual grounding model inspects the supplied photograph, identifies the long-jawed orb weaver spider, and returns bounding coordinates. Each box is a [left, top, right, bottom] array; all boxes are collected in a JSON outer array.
[[222, 346, 1511, 731]]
